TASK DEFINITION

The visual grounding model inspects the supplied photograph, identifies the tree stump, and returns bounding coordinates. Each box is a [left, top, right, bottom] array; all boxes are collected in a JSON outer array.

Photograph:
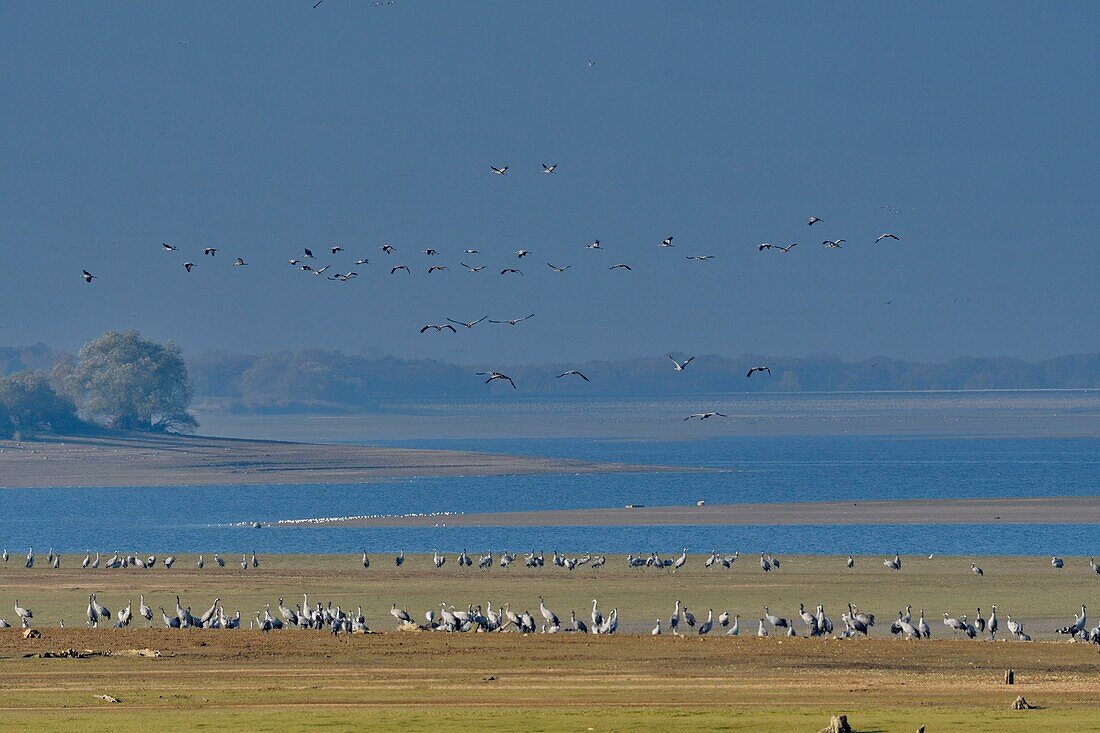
[[1005, 668, 1015, 684], [817, 714, 853, 733], [1011, 696, 1034, 710], [21, 628, 41, 639]]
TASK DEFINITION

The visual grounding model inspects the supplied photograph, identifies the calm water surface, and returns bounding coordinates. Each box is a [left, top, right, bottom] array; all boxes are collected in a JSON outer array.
[[3, 435, 1098, 555]]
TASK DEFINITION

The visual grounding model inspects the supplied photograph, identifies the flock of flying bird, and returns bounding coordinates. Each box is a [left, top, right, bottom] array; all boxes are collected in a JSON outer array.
[[4, 547, 1098, 641], [75, 165, 904, 408]]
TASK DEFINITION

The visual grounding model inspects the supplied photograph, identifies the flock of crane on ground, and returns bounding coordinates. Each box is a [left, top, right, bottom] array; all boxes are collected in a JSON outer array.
[[4, 591, 1095, 645], [3, 547, 1098, 641]]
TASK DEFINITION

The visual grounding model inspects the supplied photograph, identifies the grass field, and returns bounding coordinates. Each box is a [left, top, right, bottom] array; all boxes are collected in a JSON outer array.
[[1, 554, 1098, 732]]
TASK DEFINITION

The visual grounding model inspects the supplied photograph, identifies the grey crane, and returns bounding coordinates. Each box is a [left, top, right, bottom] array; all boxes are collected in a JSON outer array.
[[160, 607, 181, 628], [538, 596, 559, 627], [816, 605, 833, 635], [760, 553, 772, 573], [139, 595, 152, 623], [390, 603, 412, 625], [571, 610, 588, 634], [799, 603, 817, 631], [395, 549, 405, 566], [763, 606, 788, 629], [116, 600, 133, 628], [943, 612, 966, 637], [757, 619, 768, 637], [672, 548, 687, 572], [685, 412, 726, 420], [726, 615, 740, 636], [86, 595, 98, 627], [698, 609, 714, 635], [884, 551, 901, 571], [987, 604, 999, 640], [874, 233, 900, 243], [971, 562, 984, 577], [651, 618, 662, 635], [668, 355, 694, 371], [476, 371, 516, 389], [489, 314, 534, 326], [842, 612, 868, 637], [669, 600, 681, 636], [846, 555, 854, 568], [362, 551, 370, 569], [91, 594, 111, 623], [1051, 556, 1064, 569], [447, 316, 487, 329], [682, 605, 697, 628], [917, 610, 931, 639], [163, 555, 175, 569]]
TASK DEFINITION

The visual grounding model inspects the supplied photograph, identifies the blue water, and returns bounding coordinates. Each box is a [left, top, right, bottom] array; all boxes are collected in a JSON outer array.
[[3, 436, 1098, 554]]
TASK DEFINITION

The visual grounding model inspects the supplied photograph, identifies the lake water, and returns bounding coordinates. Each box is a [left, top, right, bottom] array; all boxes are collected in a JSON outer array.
[[2, 430, 1098, 555]]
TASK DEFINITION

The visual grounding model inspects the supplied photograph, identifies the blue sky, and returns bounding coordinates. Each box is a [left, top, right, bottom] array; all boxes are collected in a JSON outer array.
[[1, 2, 1096, 363]]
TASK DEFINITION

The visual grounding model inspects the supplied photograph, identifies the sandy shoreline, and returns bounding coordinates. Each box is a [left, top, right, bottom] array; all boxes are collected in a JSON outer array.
[[0, 433, 678, 489], [275, 495, 1100, 528]]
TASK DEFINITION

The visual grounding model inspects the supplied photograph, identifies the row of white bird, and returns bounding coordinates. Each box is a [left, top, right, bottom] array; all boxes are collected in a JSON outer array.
[[4, 548, 260, 571]]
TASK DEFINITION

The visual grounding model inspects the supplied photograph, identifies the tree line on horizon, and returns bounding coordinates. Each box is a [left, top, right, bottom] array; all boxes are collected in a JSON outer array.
[[5, 339, 1100, 423], [183, 350, 1100, 411]]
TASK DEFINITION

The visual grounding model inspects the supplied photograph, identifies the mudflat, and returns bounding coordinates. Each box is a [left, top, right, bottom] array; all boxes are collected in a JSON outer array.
[[0, 433, 673, 488]]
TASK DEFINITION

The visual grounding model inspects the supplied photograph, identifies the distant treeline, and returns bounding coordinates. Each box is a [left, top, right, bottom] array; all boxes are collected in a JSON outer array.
[[7, 344, 1100, 415], [187, 350, 1100, 412]]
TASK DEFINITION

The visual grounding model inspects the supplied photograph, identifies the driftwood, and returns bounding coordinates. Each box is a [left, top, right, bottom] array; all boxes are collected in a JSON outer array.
[[817, 714, 853, 733], [1004, 668, 1015, 684], [21, 628, 41, 639], [1011, 696, 1035, 710], [97, 694, 120, 703]]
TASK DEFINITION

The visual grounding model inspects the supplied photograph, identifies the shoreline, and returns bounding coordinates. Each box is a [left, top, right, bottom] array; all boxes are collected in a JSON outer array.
[[273, 495, 1100, 528], [0, 432, 683, 489]]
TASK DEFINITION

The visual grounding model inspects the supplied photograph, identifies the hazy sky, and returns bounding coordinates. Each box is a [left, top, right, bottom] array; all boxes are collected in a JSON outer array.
[[1, 2, 1096, 364]]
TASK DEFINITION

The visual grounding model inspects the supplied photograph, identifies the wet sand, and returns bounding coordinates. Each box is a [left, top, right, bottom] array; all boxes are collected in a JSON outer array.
[[279, 495, 1100, 527], [0, 433, 675, 488]]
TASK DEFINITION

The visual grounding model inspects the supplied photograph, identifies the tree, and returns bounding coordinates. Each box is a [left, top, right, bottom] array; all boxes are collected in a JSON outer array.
[[62, 331, 198, 432], [0, 371, 81, 437]]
